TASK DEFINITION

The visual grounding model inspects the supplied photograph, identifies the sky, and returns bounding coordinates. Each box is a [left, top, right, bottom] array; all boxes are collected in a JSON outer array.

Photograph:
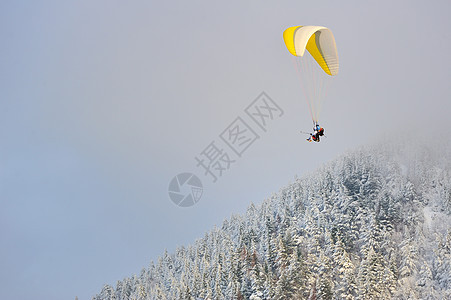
[[1, 0, 450, 299]]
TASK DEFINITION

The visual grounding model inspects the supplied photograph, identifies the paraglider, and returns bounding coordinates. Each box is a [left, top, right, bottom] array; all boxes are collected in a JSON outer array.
[[283, 25, 338, 142], [306, 122, 325, 142]]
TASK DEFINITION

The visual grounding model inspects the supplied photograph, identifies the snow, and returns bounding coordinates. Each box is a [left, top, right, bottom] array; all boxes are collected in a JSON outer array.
[[93, 140, 451, 300]]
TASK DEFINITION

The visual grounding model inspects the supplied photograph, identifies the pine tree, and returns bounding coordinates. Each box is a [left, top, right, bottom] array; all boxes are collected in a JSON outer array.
[[333, 236, 357, 300]]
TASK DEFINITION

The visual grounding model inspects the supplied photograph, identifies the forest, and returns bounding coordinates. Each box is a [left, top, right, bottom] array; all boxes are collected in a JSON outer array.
[[94, 139, 451, 299]]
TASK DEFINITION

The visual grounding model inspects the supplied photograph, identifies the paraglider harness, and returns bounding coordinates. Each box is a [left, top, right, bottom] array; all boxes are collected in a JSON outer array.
[[306, 122, 324, 142]]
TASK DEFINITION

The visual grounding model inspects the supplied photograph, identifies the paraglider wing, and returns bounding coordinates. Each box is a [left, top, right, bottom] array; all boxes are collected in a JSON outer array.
[[283, 25, 339, 124], [283, 26, 339, 76]]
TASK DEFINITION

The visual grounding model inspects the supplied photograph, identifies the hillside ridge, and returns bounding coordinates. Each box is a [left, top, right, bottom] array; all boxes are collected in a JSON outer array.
[[94, 140, 451, 299]]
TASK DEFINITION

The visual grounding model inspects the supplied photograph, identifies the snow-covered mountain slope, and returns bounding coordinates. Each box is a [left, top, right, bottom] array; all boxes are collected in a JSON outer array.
[[94, 139, 451, 300]]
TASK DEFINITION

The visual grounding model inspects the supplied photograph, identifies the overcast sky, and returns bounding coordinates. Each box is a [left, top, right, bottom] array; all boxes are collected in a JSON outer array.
[[1, 0, 450, 299]]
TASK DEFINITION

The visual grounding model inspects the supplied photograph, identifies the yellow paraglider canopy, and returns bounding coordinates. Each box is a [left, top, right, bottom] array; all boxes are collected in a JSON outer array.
[[283, 26, 339, 76], [283, 25, 339, 124]]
